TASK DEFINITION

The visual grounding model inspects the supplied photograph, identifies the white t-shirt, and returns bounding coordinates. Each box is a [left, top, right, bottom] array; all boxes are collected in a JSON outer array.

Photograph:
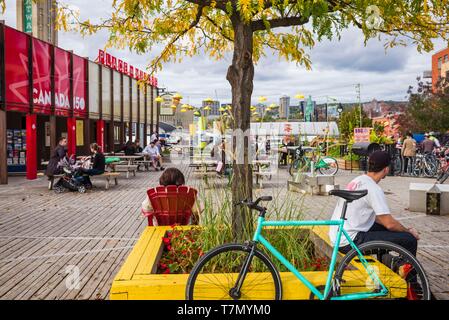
[[329, 175, 390, 247], [143, 145, 160, 157]]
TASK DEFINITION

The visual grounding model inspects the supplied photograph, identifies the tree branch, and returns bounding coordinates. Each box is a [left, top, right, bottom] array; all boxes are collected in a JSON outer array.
[[252, 15, 310, 31]]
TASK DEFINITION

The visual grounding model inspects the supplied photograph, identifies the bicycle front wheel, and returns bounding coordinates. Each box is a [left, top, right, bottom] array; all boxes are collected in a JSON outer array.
[[318, 157, 339, 175], [288, 158, 308, 176], [186, 243, 282, 300], [334, 241, 431, 300]]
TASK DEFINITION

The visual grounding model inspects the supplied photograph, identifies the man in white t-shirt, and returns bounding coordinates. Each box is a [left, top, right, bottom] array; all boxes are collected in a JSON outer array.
[[329, 151, 420, 256], [143, 141, 162, 171]]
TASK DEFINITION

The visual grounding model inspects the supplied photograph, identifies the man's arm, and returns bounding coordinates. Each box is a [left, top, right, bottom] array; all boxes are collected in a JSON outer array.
[[376, 214, 420, 239]]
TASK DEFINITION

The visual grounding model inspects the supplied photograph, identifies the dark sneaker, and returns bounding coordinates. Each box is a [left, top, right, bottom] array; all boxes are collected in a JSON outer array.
[[160, 167, 165, 171]]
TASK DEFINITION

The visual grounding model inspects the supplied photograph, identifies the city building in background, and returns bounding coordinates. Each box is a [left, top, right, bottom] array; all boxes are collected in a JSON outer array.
[[279, 95, 290, 118], [202, 99, 220, 117], [16, 0, 58, 45], [432, 47, 449, 91]]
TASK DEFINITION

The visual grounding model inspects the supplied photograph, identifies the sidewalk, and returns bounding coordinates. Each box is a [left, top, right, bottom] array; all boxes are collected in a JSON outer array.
[[0, 166, 447, 299]]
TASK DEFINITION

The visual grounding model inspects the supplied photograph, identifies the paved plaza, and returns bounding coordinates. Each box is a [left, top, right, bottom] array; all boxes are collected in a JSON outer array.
[[0, 164, 448, 299]]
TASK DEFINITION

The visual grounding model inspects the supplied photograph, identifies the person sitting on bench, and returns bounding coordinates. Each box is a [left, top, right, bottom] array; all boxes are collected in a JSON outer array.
[[329, 150, 420, 256], [78, 143, 106, 188], [46, 137, 68, 178], [142, 140, 164, 171]]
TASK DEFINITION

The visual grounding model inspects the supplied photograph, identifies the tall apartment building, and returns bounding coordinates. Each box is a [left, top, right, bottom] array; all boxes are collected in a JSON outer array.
[[202, 100, 220, 116], [16, 0, 58, 45], [432, 47, 449, 92], [279, 95, 290, 119]]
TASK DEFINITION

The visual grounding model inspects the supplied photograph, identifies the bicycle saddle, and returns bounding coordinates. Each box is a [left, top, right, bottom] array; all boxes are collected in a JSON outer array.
[[329, 189, 368, 202]]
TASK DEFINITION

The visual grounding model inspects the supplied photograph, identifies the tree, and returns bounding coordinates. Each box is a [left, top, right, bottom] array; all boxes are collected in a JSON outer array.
[[398, 76, 449, 133], [338, 106, 371, 142], [3, 0, 448, 240]]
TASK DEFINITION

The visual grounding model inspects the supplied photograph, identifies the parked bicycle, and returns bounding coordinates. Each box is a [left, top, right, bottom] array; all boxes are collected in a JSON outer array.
[[288, 145, 339, 177], [436, 145, 449, 183], [186, 194, 430, 300], [411, 152, 438, 178]]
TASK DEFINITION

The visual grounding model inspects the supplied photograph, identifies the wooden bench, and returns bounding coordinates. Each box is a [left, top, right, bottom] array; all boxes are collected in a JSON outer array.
[[114, 164, 138, 179], [95, 172, 121, 190]]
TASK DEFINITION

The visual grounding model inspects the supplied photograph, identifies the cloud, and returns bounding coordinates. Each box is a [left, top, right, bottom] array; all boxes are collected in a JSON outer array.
[[1, 0, 445, 107]]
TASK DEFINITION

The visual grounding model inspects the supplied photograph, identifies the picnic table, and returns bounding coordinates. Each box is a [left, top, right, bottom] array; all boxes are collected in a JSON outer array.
[[106, 155, 143, 178]]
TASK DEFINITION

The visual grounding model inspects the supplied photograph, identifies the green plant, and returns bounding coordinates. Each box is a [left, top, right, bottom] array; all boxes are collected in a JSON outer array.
[[157, 181, 328, 274]]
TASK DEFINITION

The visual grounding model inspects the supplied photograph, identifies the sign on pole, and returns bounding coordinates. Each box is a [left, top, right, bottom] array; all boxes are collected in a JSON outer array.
[[354, 127, 371, 143], [23, 0, 33, 33]]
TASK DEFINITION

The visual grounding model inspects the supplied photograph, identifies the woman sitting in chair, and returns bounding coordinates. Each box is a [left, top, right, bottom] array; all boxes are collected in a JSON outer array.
[[141, 168, 201, 226]]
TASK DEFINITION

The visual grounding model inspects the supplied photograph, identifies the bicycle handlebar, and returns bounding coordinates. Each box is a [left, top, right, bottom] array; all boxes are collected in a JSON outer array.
[[237, 196, 273, 212]]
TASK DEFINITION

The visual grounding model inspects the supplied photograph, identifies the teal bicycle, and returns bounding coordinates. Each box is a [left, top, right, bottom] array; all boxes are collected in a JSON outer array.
[[186, 191, 430, 300]]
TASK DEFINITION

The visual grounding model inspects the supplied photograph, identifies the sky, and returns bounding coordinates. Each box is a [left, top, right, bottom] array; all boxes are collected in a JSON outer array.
[[1, 0, 447, 107]]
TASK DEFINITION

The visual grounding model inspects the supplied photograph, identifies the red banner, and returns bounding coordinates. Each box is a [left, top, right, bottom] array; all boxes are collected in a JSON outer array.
[[54, 47, 71, 117], [26, 114, 37, 180], [72, 55, 87, 118], [32, 38, 52, 115], [4, 26, 30, 112]]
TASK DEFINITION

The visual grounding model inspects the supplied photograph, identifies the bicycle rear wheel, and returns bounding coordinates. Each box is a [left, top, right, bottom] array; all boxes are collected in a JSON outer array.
[[334, 241, 430, 300], [186, 243, 282, 300], [318, 157, 339, 175]]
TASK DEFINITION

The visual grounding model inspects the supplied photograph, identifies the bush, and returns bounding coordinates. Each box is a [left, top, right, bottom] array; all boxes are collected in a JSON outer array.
[[157, 183, 329, 274]]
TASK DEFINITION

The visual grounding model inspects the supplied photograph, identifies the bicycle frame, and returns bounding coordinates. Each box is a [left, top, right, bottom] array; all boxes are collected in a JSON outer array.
[[252, 216, 389, 300]]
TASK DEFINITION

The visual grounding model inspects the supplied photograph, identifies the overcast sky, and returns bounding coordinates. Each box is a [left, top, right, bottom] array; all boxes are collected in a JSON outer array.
[[1, 0, 446, 106]]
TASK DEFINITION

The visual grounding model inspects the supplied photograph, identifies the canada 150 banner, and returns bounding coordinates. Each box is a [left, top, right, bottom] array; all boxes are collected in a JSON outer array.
[[32, 38, 52, 114], [3, 25, 87, 117], [4, 26, 30, 112], [72, 55, 87, 118], [54, 47, 71, 117]]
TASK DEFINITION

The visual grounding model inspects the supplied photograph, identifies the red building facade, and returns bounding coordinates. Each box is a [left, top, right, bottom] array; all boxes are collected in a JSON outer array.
[[0, 23, 160, 184], [431, 47, 449, 92]]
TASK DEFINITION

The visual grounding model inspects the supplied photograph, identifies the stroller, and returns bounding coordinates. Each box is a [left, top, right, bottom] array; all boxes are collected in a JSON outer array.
[[53, 158, 89, 194]]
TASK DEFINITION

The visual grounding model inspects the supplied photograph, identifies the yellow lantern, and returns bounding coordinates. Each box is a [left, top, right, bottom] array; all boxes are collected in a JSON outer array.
[[258, 96, 267, 103], [203, 106, 211, 111], [204, 97, 214, 103], [180, 108, 187, 112], [170, 105, 177, 109], [269, 103, 277, 109], [219, 107, 226, 112], [173, 93, 183, 100], [155, 96, 163, 103], [250, 105, 257, 112], [295, 93, 305, 100]]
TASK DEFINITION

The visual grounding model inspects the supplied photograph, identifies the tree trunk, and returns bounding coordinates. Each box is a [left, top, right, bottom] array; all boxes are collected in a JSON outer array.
[[226, 18, 254, 241]]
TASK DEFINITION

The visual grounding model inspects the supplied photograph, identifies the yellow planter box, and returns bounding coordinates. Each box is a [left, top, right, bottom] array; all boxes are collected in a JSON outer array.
[[110, 226, 406, 300]]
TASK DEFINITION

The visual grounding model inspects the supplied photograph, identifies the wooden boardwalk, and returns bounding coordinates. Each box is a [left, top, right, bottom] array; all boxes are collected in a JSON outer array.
[[0, 162, 448, 299]]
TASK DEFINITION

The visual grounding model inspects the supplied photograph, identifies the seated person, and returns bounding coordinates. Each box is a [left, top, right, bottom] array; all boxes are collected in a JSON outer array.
[[78, 143, 106, 188], [134, 139, 143, 153], [141, 168, 201, 225], [117, 140, 136, 155], [142, 140, 164, 171], [329, 151, 419, 256]]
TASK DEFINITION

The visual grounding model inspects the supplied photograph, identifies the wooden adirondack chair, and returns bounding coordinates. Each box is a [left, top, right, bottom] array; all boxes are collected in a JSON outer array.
[[143, 185, 198, 226]]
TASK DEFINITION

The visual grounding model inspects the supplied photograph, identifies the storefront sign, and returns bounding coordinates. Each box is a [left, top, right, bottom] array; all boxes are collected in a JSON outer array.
[[4, 26, 30, 112], [354, 127, 371, 143], [97, 49, 158, 87]]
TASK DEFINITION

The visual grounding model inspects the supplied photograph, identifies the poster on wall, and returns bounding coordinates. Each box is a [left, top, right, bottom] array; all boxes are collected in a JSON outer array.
[[45, 122, 50, 147], [73, 55, 87, 118], [54, 47, 71, 116], [32, 38, 52, 115], [76, 120, 84, 146], [123, 76, 130, 122], [4, 26, 30, 112]]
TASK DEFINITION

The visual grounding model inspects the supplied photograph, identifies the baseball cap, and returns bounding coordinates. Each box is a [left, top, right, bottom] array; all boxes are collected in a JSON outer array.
[[368, 151, 391, 172]]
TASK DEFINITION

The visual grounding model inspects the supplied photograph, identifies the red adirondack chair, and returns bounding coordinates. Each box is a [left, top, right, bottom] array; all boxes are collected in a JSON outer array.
[[142, 185, 198, 226]]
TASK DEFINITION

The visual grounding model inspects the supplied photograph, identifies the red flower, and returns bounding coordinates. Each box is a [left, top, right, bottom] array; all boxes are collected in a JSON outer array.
[[160, 263, 167, 269], [163, 269, 170, 274], [162, 237, 171, 245], [167, 245, 172, 251]]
